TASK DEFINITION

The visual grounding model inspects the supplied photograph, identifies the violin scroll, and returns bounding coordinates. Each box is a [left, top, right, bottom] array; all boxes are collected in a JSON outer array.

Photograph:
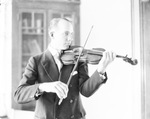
[[117, 55, 138, 65]]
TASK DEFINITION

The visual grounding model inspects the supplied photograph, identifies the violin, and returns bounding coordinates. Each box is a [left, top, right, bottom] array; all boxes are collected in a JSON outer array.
[[61, 46, 138, 66]]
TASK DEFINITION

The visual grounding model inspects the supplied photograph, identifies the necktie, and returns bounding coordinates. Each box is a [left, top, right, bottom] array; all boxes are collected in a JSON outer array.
[[54, 51, 63, 72]]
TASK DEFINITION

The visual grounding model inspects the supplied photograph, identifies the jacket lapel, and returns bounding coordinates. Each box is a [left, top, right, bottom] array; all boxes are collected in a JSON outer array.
[[59, 64, 75, 84], [41, 49, 59, 81]]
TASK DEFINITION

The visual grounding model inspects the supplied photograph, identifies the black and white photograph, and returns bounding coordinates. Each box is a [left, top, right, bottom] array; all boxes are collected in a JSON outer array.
[[0, 0, 149, 119]]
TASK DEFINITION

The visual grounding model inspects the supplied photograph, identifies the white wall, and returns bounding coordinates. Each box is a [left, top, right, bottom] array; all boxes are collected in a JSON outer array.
[[0, 0, 13, 118], [80, 0, 141, 119]]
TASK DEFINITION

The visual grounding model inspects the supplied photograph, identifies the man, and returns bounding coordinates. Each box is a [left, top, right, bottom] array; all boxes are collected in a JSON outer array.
[[14, 18, 116, 119]]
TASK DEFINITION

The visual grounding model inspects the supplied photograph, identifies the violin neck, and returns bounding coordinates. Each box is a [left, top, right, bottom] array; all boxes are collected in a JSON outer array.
[[87, 50, 103, 56], [88, 50, 125, 58], [116, 55, 126, 59], [88, 50, 127, 58]]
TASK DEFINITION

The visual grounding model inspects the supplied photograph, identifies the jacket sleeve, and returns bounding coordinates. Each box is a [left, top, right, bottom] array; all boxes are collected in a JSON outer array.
[[14, 57, 40, 104], [78, 62, 108, 97]]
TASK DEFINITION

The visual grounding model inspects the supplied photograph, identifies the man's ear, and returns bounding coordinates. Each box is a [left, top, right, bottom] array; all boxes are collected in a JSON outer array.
[[50, 32, 53, 37], [49, 32, 54, 38]]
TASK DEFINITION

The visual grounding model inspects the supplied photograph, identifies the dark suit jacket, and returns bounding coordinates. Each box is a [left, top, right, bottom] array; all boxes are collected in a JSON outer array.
[[14, 49, 107, 119]]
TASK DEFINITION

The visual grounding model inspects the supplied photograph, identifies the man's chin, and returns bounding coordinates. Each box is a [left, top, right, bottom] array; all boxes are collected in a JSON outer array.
[[55, 45, 70, 50], [61, 45, 70, 50]]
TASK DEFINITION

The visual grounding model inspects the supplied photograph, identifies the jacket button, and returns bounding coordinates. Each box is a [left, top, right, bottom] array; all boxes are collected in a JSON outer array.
[[70, 84, 72, 87], [70, 99, 73, 103], [70, 115, 74, 118]]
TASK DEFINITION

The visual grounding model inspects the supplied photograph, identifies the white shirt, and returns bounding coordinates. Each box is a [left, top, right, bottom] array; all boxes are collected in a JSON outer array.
[[48, 45, 63, 72]]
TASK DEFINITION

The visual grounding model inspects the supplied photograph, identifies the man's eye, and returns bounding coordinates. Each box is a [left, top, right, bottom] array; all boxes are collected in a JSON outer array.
[[65, 32, 69, 36]]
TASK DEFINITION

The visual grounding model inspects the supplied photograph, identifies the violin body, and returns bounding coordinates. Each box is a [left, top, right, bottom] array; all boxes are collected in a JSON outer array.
[[61, 46, 105, 65]]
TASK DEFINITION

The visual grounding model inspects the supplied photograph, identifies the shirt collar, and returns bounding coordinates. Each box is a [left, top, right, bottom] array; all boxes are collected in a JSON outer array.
[[48, 45, 61, 57]]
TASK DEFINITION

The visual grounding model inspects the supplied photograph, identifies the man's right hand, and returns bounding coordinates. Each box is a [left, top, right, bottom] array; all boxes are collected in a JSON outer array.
[[39, 81, 68, 99]]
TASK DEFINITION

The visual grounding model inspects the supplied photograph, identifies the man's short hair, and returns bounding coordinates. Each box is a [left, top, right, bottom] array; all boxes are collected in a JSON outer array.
[[48, 18, 72, 34]]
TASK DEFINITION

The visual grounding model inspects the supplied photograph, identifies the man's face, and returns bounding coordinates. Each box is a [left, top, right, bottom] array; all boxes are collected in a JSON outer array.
[[51, 20, 73, 50]]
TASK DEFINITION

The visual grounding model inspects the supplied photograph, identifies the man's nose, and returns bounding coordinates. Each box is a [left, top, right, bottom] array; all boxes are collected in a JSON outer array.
[[67, 35, 73, 42]]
